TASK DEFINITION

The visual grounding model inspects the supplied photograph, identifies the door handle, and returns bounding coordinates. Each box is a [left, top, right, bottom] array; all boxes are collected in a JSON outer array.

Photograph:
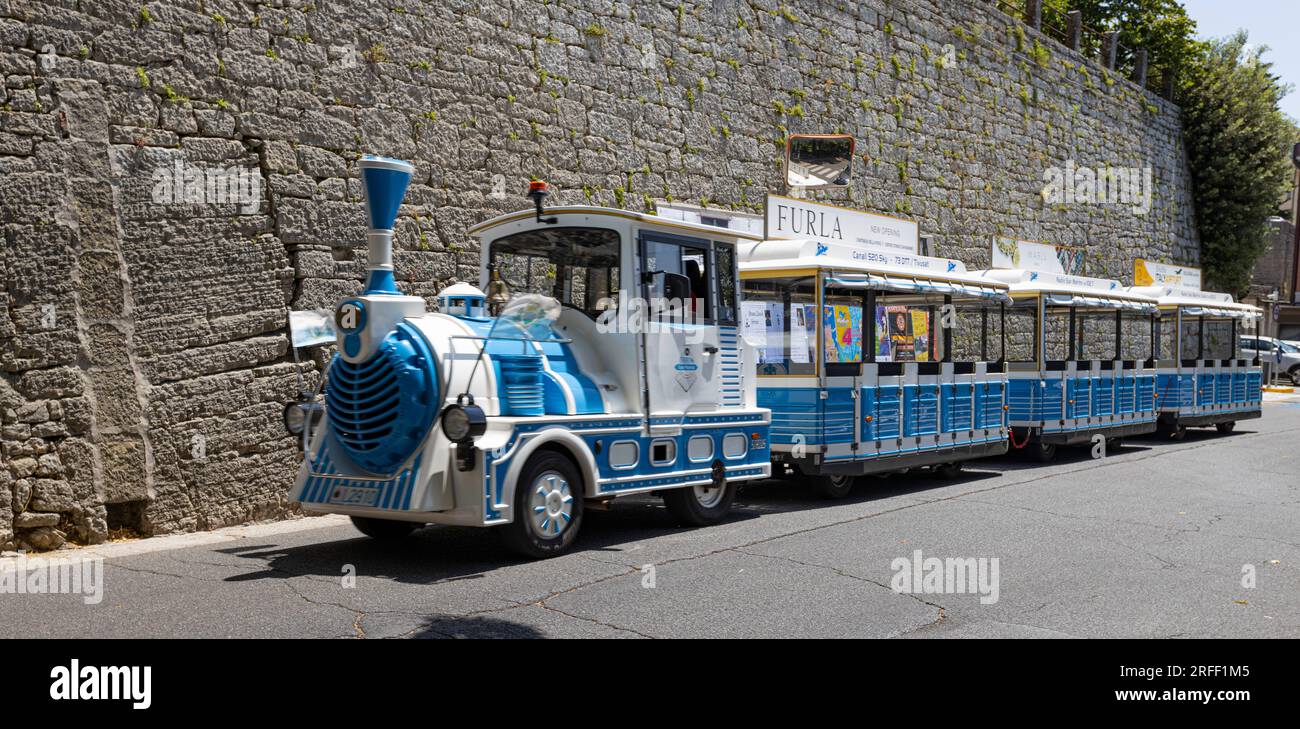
[[704, 345, 719, 354]]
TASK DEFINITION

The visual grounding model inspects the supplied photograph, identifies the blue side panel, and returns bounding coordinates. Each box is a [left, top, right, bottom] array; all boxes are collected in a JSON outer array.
[[976, 381, 1005, 429], [1196, 373, 1214, 406], [943, 383, 974, 432], [759, 387, 821, 447], [1216, 372, 1232, 405], [1008, 378, 1037, 423], [904, 384, 939, 439], [1137, 375, 1155, 413], [1232, 372, 1247, 404], [1067, 377, 1092, 419], [1093, 376, 1114, 416], [1041, 379, 1064, 422], [1246, 370, 1262, 402], [822, 387, 855, 446], [875, 385, 902, 439], [1118, 374, 1136, 414]]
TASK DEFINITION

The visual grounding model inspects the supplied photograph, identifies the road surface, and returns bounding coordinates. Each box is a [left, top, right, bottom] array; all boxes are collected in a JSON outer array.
[[3, 402, 1298, 638]]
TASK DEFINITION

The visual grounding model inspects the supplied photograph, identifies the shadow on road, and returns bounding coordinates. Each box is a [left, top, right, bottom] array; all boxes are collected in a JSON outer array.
[[216, 427, 1242, 586]]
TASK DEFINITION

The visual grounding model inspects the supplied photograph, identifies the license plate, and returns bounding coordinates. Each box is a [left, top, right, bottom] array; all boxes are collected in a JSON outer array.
[[330, 485, 379, 506]]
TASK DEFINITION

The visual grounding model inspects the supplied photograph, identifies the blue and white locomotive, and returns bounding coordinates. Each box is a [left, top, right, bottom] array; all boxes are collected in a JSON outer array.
[[287, 157, 770, 557]]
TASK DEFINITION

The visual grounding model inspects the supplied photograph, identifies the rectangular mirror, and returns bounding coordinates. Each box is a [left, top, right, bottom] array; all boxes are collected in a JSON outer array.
[[786, 134, 854, 189]]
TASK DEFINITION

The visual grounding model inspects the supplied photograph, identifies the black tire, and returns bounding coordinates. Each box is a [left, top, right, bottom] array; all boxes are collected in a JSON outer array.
[[499, 450, 585, 559], [1215, 421, 1236, 434], [935, 462, 964, 479], [1029, 440, 1056, 463], [1168, 425, 1188, 441], [662, 461, 736, 526], [350, 516, 419, 541], [1289, 368, 1300, 387], [1106, 437, 1123, 453], [815, 473, 856, 499]]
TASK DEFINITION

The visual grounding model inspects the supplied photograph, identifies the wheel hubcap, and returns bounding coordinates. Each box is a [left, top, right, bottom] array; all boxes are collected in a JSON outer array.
[[693, 480, 726, 508], [529, 471, 573, 538]]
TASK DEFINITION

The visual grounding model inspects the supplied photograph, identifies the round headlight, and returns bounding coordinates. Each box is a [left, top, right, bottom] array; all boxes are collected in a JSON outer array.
[[441, 403, 486, 443], [284, 402, 308, 435], [442, 406, 471, 441]]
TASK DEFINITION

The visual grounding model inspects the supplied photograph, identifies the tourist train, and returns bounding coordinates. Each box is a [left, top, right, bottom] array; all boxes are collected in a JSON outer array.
[[282, 139, 1264, 557]]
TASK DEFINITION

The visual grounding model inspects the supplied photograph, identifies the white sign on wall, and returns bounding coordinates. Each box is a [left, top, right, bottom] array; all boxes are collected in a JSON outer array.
[[764, 195, 918, 255], [991, 237, 1087, 275], [1134, 259, 1202, 290]]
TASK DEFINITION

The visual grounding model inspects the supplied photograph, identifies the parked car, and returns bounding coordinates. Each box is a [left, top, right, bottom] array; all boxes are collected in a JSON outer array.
[[1239, 336, 1300, 385]]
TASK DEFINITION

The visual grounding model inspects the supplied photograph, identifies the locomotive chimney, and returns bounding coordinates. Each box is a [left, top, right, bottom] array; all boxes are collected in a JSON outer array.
[[358, 156, 414, 295]]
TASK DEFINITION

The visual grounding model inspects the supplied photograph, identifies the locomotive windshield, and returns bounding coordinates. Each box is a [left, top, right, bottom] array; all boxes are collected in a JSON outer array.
[[489, 227, 621, 319]]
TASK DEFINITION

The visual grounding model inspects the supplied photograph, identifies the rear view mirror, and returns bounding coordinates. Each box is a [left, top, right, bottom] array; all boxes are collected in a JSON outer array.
[[786, 134, 854, 189], [662, 272, 691, 302]]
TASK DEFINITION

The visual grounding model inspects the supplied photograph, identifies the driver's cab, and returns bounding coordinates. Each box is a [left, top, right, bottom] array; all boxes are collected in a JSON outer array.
[[468, 204, 765, 432]]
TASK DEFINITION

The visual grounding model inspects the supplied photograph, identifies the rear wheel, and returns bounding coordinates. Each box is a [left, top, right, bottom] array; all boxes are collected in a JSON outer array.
[[1215, 421, 1236, 434], [814, 473, 856, 499], [935, 462, 964, 479], [1289, 367, 1300, 386], [1168, 425, 1188, 441], [350, 516, 419, 541], [663, 461, 736, 526], [1029, 440, 1057, 463], [499, 450, 584, 559], [1106, 437, 1123, 453]]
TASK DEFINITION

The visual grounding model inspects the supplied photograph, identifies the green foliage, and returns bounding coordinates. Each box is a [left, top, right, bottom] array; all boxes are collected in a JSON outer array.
[[1177, 32, 1294, 293], [1072, 0, 1198, 80]]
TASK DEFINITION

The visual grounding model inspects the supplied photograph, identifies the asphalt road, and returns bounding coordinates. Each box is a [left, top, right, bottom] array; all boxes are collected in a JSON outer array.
[[4, 402, 1299, 639]]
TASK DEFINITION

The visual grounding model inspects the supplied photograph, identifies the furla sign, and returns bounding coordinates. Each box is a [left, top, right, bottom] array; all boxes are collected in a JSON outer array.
[[764, 195, 918, 255]]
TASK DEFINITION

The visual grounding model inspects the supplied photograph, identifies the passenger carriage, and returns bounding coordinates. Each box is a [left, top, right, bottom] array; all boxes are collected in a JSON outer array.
[[973, 269, 1161, 461], [1125, 284, 1262, 438], [285, 157, 770, 557], [739, 239, 1013, 497]]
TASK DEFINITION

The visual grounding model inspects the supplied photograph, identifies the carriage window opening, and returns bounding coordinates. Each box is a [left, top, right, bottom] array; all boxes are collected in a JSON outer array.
[[489, 227, 621, 320], [1120, 311, 1155, 361], [1005, 299, 1038, 363], [1076, 310, 1118, 361], [714, 244, 738, 325], [741, 276, 816, 375], [1202, 319, 1236, 359], [949, 300, 1003, 362], [822, 290, 864, 364], [873, 293, 942, 363], [1043, 307, 1071, 362], [644, 239, 711, 320]]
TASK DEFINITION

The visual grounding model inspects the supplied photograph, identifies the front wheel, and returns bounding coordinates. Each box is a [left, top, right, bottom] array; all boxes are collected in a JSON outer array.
[[1215, 421, 1236, 434], [1168, 425, 1188, 441], [815, 473, 856, 499], [499, 450, 584, 559], [350, 516, 419, 541], [662, 462, 736, 526]]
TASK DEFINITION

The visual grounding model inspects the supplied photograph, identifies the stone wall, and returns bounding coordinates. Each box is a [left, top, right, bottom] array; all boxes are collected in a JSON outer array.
[[0, 0, 1200, 549]]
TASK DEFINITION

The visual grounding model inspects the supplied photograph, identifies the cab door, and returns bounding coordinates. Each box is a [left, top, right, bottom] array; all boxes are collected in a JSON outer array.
[[639, 231, 723, 434]]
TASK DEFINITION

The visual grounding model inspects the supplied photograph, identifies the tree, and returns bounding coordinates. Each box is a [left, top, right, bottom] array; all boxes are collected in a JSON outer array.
[[1178, 32, 1294, 293], [1071, 0, 1200, 83]]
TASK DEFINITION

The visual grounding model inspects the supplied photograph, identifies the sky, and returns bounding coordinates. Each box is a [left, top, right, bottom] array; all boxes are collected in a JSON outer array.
[[1181, 0, 1300, 122]]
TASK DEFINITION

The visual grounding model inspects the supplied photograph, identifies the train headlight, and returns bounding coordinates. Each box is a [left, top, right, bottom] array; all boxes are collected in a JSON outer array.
[[441, 403, 487, 443], [283, 400, 323, 438]]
